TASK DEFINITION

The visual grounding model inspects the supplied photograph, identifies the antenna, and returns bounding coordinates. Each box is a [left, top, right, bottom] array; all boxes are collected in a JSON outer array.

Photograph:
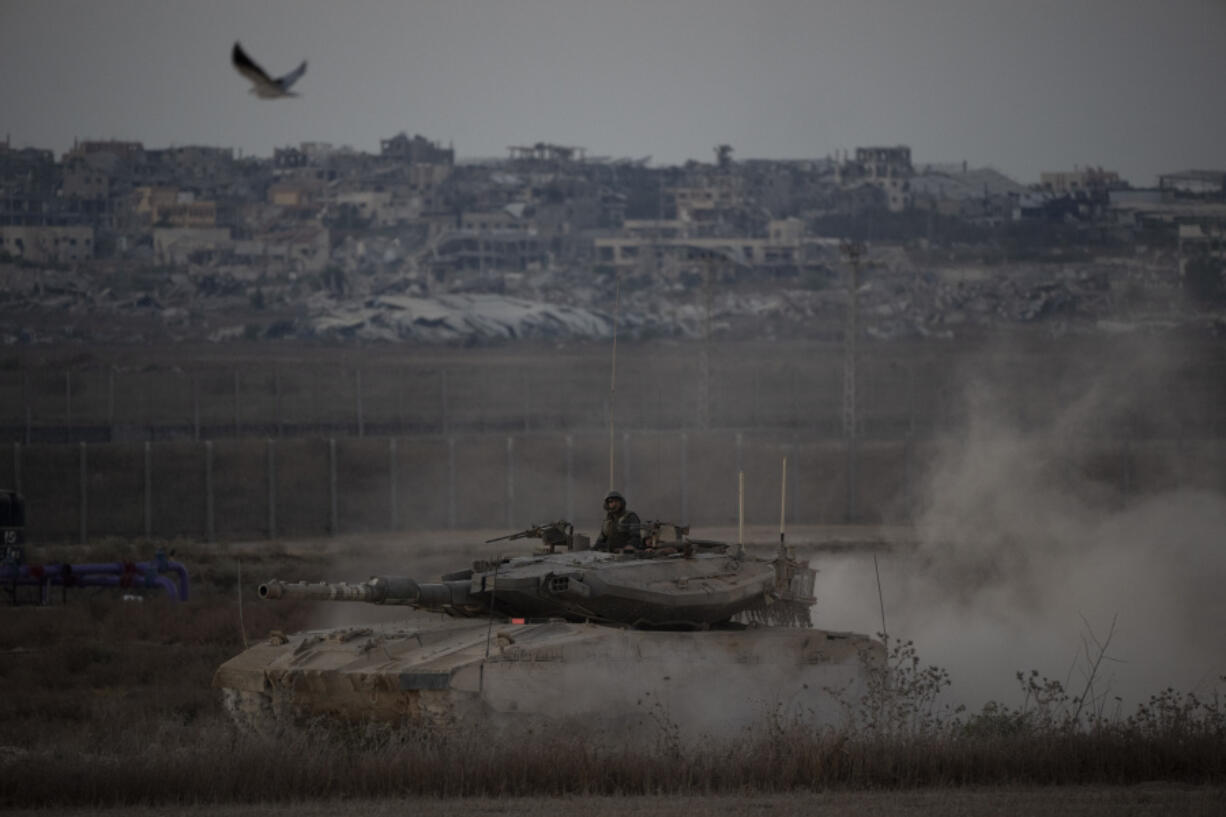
[[779, 455, 788, 552], [841, 240, 863, 522], [736, 470, 745, 558], [236, 558, 248, 649], [873, 552, 888, 649], [483, 554, 501, 658], [608, 271, 621, 491], [698, 254, 713, 431]]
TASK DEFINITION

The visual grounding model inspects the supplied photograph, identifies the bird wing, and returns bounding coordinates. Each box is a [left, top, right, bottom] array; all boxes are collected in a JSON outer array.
[[276, 60, 308, 91], [231, 42, 276, 90]]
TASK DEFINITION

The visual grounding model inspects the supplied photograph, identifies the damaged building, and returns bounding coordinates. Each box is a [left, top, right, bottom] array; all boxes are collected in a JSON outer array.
[[2, 129, 1223, 346], [836, 146, 913, 212]]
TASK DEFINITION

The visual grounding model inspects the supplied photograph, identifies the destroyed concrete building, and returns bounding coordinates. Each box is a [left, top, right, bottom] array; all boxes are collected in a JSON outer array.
[[836, 146, 914, 212], [1, 128, 1224, 345], [0, 224, 94, 263], [592, 217, 840, 281], [507, 143, 586, 164], [381, 132, 455, 166], [1159, 170, 1226, 200], [910, 164, 1027, 226], [0, 143, 59, 227]]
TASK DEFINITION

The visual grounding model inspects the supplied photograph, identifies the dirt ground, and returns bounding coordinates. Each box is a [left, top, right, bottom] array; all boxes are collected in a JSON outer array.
[[10, 787, 1225, 817]]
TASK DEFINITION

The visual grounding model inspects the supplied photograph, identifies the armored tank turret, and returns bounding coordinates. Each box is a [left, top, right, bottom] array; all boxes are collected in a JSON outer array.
[[256, 521, 815, 628], [214, 521, 881, 739]]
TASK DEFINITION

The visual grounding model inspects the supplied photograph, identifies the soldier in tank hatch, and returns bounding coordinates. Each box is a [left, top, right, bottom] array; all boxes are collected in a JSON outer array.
[[595, 490, 642, 552]]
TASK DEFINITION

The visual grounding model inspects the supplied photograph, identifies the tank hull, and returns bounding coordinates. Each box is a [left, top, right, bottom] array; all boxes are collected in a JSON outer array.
[[215, 617, 882, 740]]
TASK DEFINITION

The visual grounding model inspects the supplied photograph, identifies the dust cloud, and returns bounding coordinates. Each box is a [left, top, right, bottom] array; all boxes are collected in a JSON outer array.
[[825, 338, 1226, 713], [273, 337, 1224, 722]]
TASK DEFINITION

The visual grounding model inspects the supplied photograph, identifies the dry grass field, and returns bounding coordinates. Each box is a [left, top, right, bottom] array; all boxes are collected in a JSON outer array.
[[6, 787, 1226, 817]]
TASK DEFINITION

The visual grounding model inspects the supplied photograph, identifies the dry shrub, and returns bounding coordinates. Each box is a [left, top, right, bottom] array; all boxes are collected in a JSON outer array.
[[2, 684, 1225, 808]]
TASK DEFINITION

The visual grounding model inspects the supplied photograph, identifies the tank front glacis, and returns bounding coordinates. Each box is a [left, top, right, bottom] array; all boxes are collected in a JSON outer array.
[[215, 618, 882, 739]]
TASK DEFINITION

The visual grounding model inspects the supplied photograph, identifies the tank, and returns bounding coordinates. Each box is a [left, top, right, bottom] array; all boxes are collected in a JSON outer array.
[[214, 521, 882, 740]]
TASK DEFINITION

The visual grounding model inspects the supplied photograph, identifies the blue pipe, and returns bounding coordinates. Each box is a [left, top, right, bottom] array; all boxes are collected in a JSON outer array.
[[2, 558, 190, 603]]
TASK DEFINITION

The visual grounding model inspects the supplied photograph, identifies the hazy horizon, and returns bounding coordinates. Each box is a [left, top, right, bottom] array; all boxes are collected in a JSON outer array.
[[3, 0, 1225, 186]]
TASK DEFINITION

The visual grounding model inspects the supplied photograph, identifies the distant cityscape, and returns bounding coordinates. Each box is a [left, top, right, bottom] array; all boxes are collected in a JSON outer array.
[[1, 133, 1224, 344]]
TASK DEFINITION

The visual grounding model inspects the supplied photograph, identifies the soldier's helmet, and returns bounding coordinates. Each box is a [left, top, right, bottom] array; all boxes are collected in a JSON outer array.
[[603, 490, 626, 511]]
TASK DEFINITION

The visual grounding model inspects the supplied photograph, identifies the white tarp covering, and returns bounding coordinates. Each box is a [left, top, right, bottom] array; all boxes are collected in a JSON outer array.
[[309, 293, 612, 342]]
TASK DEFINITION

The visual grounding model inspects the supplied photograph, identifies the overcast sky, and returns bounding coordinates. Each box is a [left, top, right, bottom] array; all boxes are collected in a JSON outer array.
[[2, 0, 1223, 185]]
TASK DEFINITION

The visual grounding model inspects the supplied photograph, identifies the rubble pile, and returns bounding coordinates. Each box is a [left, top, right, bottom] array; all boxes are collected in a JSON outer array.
[[3, 246, 1216, 346], [308, 293, 612, 343]]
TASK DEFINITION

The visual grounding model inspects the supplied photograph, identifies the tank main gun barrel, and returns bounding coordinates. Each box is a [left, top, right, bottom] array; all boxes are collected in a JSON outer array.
[[260, 579, 389, 602], [258, 577, 480, 611]]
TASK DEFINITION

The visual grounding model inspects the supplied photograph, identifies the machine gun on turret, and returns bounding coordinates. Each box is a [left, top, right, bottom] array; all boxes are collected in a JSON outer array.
[[484, 520, 588, 553]]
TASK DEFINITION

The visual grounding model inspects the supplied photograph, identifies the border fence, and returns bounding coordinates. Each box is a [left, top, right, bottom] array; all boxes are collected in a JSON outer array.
[[3, 344, 1224, 444], [8, 431, 1225, 543], [3, 340, 1224, 542]]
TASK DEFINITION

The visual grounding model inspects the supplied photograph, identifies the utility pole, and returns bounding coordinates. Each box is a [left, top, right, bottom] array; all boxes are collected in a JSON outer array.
[[841, 240, 864, 522], [608, 271, 620, 491], [699, 256, 713, 431]]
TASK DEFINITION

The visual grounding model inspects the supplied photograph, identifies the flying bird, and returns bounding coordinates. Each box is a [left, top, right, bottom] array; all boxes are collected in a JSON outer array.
[[231, 42, 307, 98]]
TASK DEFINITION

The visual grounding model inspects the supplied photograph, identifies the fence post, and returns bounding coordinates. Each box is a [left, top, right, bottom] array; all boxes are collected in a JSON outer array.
[[397, 368, 406, 434], [908, 361, 917, 438], [328, 438, 338, 535], [388, 437, 398, 530], [505, 436, 515, 528], [192, 374, 200, 441], [782, 440, 793, 528], [680, 432, 688, 523], [789, 367, 798, 430], [481, 369, 490, 431], [735, 431, 744, 476], [78, 442, 87, 545], [274, 369, 283, 438], [522, 374, 530, 433], [355, 369, 364, 437], [790, 433, 801, 523], [205, 441, 214, 543], [144, 441, 152, 538], [144, 370, 153, 440], [448, 436, 457, 530], [904, 432, 914, 522], [846, 435, 858, 523], [267, 439, 277, 540], [311, 369, 320, 435], [1122, 440, 1133, 495], [233, 369, 241, 437], [751, 365, 759, 426], [565, 434, 573, 523], [1175, 432, 1185, 490], [440, 369, 450, 434], [108, 368, 115, 431]]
